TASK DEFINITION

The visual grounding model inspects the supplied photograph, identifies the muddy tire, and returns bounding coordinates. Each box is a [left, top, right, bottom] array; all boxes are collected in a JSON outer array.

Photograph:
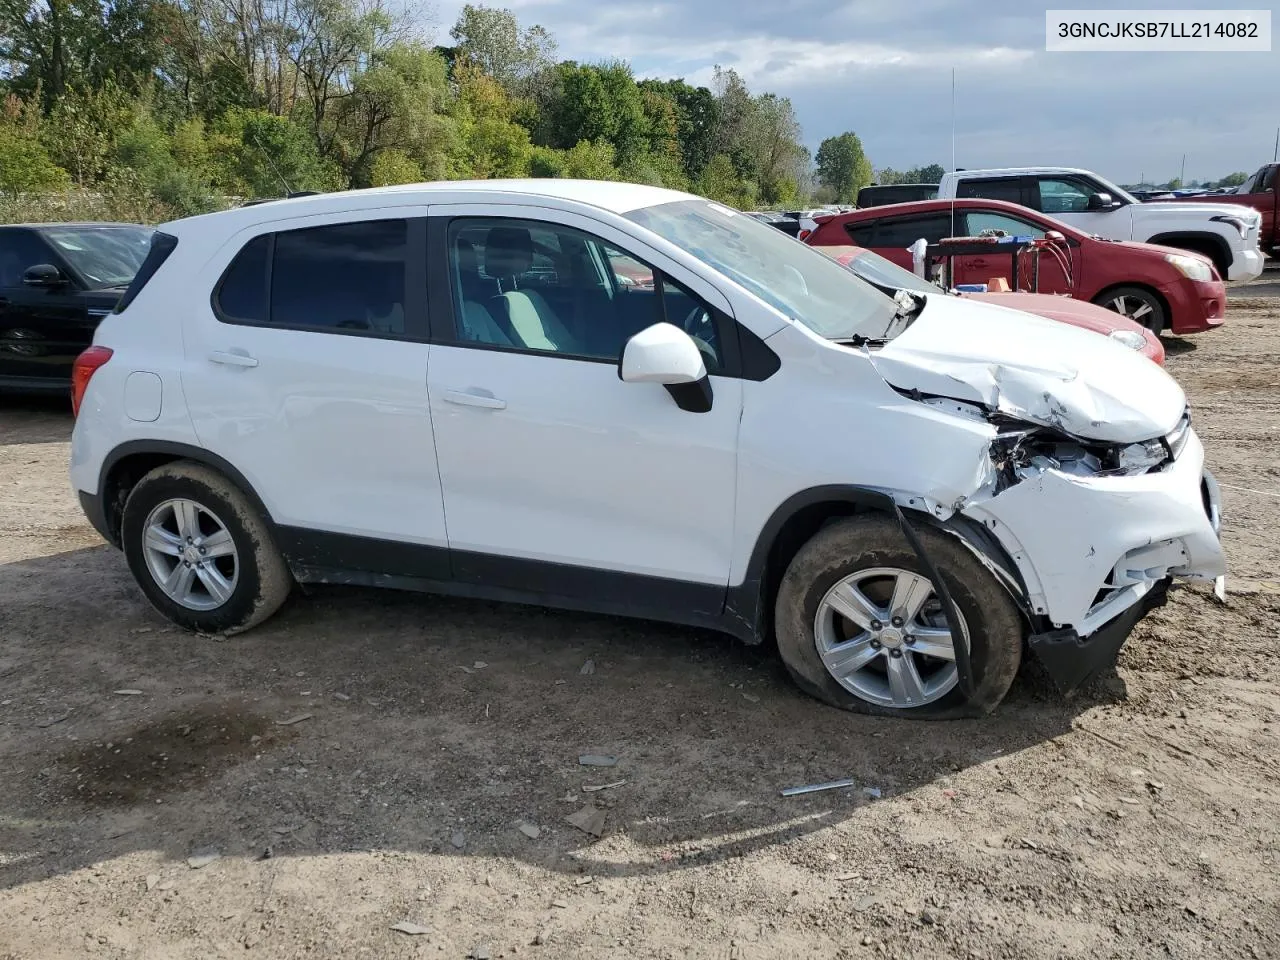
[[774, 514, 1023, 719], [120, 460, 292, 634]]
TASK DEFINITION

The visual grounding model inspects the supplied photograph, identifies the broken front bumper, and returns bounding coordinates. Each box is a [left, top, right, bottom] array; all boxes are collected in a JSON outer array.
[[963, 427, 1224, 690]]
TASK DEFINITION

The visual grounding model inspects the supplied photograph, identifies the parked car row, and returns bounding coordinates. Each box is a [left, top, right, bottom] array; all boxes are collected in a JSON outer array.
[[804, 198, 1226, 337], [65, 180, 1224, 720]]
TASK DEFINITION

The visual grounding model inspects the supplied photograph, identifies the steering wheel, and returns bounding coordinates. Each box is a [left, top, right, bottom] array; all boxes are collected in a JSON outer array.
[[680, 306, 717, 366]]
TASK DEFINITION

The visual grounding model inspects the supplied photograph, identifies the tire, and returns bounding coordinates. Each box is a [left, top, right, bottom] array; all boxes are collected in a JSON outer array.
[[120, 460, 292, 634], [1093, 286, 1165, 337], [773, 515, 1023, 719]]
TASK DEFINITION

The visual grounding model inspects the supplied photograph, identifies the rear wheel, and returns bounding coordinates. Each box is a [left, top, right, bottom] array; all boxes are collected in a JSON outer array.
[[773, 515, 1023, 719], [1093, 286, 1165, 336], [121, 461, 292, 634]]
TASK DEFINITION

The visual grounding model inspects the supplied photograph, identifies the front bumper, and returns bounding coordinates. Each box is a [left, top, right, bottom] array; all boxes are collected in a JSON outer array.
[[964, 427, 1225, 633], [1159, 277, 1226, 335], [1227, 247, 1264, 282], [1028, 578, 1169, 693]]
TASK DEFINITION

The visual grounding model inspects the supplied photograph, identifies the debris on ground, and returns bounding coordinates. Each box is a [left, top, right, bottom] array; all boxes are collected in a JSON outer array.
[[579, 659, 596, 675], [450, 831, 466, 849], [185, 850, 221, 869], [144, 874, 160, 891], [37, 711, 70, 728], [780, 777, 856, 797], [565, 805, 606, 837], [518, 821, 541, 839], [470, 944, 492, 959], [582, 779, 626, 792], [550, 900, 568, 909], [275, 713, 312, 726], [113, 689, 143, 696], [578, 754, 617, 767], [533, 927, 551, 945], [333, 692, 351, 701], [863, 786, 883, 799], [390, 921, 430, 936]]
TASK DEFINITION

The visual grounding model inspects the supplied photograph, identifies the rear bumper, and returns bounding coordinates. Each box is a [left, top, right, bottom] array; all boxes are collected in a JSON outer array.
[[1159, 277, 1226, 334], [78, 488, 115, 546], [1227, 247, 1264, 282]]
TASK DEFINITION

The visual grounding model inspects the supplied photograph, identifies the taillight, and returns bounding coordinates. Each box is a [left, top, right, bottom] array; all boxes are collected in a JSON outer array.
[[71, 346, 112, 416], [798, 229, 812, 240]]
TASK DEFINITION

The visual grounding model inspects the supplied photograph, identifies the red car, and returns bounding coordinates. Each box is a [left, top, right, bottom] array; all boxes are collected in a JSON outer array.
[[816, 244, 1164, 364], [805, 198, 1226, 337]]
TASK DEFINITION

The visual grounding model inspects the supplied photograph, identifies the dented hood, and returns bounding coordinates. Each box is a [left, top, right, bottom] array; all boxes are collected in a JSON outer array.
[[871, 294, 1185, 443]]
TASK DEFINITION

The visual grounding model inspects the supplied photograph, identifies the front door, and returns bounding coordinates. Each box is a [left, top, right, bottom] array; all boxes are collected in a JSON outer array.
[[424, 204, 742, 606], [0, 230, 93, 387], [953, 208, 1079, 295], [179, 211, 447, 565], [1033, 175, 1134, 240]]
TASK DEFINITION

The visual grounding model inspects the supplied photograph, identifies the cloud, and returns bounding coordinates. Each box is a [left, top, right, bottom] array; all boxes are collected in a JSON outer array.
[[431, 0, 1280, 183]]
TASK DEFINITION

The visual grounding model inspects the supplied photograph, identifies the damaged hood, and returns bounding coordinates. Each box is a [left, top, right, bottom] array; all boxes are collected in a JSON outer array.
[[870, 294, 1185, 443]]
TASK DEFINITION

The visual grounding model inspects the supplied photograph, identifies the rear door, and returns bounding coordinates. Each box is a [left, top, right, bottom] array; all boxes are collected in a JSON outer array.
[[179, 210, 448, 569], [0, 229, 94, 388]]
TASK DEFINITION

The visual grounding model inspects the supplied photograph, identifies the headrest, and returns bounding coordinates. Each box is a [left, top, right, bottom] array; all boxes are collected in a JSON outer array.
[[483, 226, 533, 278]]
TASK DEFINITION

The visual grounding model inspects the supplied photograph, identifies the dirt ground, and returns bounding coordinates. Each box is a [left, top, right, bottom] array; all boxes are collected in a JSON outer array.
[[2, 302, 1279, 960]]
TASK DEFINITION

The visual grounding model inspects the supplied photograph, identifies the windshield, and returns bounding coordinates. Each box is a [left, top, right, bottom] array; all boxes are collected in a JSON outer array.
[[625, 199, 897, 340], [43, 226, 153, 288], [843, 250, 941, 296]]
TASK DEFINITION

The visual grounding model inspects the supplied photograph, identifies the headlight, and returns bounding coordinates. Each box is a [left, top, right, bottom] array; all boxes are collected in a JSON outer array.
[[1114, 438, 1166, 475], [1108, 329, 1148, 351], [1163, 253, 1214, 282], [1210, 214, 1250, 239]]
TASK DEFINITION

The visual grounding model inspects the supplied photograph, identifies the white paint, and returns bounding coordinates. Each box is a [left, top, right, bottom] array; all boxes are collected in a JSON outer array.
[[123, 371, 162, 423], [619, 323, 706, 384], [72, 179, 1227, 644]]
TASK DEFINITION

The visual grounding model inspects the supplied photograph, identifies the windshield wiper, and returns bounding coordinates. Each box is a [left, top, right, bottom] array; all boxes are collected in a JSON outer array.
[[836, 333, 892, 348]]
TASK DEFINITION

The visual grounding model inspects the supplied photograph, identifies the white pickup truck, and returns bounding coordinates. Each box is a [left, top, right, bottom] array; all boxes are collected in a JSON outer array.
[[936, 167, 1265, 282]]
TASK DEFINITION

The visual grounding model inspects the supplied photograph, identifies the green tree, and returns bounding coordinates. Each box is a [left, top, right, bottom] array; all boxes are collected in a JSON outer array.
[[545, 61, 646, 166], [450, 3, 557, 99], [906, 163, 945, 183], [1216, 171, 1248, 188], [695, 151, 754, 208], [451, 61, 531, 178], [815, 131, 873, 202], [0, 127, 69, 194], [212, 108, 339, 196], [370, 149, 423, 185], [559, 139, 617, 180], [640, 79, 716, 181]]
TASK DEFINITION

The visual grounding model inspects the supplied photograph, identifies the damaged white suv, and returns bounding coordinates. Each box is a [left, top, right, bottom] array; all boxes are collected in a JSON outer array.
[[70, 181, 1225, 717]]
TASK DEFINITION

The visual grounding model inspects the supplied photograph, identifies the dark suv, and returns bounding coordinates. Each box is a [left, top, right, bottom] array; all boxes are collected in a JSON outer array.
[[0, 223, 152, 393]]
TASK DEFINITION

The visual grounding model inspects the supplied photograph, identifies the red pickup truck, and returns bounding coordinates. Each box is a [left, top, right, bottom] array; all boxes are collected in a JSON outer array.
[[1152, 164, 1278, 254]]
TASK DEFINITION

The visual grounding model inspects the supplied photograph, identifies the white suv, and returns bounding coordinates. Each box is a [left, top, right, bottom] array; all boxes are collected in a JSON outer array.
[[70, 180, 1225, 718]]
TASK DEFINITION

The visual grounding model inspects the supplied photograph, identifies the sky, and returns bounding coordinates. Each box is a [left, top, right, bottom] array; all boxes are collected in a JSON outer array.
[[429, 0, 1279, 185]]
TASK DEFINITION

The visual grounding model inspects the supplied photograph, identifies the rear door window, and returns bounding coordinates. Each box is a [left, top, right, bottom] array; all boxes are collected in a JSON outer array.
[[214, 219, 410, 336], [956, 177, 1027, 205], [848, 214, 953, 248]]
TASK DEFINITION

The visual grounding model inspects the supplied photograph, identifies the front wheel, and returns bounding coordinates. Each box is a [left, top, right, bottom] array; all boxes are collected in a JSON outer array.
[[1093, 286, 1165, 336], [121, 461, 293, 634], [774, 515, 1023, 718]]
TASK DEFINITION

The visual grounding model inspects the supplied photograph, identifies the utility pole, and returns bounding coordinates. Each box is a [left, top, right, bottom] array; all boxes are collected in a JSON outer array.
[[1273, 127, 1278, 162], [1180, 154, 1186, 185]]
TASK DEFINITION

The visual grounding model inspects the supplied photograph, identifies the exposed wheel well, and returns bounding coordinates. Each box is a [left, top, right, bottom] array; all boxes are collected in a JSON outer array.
[[756, 500, 875, 643], [101, 452, 184, 545], [98, 443, 274, 547], [1146, 231, 1231, 278]]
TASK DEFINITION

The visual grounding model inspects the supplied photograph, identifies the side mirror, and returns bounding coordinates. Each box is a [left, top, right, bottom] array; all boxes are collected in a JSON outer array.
[[619, 322, 712, 413], [1086, 192, 1116, 211], [23, 264, 65, 287]]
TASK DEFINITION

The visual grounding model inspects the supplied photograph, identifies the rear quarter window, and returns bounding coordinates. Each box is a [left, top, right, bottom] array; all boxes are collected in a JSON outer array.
[[114, 232, 177, 313]]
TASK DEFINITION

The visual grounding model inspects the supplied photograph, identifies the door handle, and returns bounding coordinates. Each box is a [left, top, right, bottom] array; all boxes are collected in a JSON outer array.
[[969, 258, 989, 266], [209, 350, 258, 368], [443, 389, 506, 410]]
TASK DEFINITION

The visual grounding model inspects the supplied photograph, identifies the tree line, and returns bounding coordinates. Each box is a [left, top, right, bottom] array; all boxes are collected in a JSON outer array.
[[0, 0, 938, 222]]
